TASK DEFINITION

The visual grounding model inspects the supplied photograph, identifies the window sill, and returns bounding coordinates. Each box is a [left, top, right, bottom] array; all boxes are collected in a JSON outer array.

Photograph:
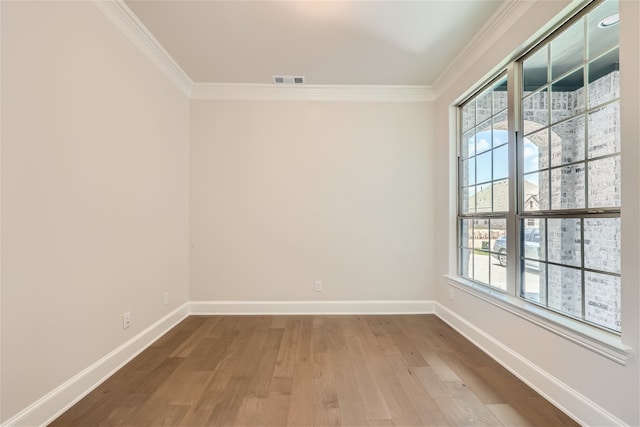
[[444, 275, 632, 365]]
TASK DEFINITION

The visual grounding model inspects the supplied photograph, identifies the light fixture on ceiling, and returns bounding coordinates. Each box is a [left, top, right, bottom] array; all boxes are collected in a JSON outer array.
[[598, 13, 619, 28]]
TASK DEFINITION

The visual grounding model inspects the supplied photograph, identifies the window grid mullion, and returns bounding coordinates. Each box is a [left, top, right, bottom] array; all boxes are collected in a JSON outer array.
[[544, 218, 549, 307], [508, 61, 520, 298], [580, 217, 586, 320], [583, 16, 590, 211]]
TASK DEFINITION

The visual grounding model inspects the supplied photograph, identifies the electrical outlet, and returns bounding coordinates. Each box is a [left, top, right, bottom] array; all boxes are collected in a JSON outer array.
[[164, 291, 169, 306], [315, 281, 323, 292], [123, 312, 132, 330], [448, 288, 455, 301]]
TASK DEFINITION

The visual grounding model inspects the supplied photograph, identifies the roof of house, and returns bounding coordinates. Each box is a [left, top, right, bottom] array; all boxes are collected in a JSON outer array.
[[470, 180, 539, 213]]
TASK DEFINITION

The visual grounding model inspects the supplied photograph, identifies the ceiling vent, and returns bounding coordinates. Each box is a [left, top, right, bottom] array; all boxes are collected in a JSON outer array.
[[272, 75, 305, 85]]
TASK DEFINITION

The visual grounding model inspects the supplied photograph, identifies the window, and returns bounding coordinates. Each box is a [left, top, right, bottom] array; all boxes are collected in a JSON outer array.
[[459, 75, 509, 292], [457, 0, 621, 333]]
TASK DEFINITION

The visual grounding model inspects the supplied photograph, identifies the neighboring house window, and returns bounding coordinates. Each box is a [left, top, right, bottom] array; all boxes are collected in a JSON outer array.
[[457, 0, 621, 333]]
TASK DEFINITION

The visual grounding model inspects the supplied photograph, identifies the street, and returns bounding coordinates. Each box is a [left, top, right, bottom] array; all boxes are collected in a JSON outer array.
[[466, 245, 542, 299]]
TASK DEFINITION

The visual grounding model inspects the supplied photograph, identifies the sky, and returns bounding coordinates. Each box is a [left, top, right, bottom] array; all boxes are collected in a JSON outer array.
[[466, 129, 540, 188]]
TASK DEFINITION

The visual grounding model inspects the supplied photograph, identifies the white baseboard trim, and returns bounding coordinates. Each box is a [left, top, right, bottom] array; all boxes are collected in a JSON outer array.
[[17, 299, 611, 427], [2, 300, 433, 426], [434, 302, 627, 427], [189, 300, 435, 315], [2, 303, 190, 427]]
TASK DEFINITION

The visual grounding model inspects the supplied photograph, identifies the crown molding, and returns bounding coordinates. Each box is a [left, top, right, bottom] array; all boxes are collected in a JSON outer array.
[[93, 0, 193, 97], [92, 0, 433, 102], [191, 83, 434, 102], [431, 0, 537, 99]]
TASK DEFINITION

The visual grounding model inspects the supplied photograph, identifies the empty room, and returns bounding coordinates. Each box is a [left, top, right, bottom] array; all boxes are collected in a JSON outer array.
[[1, 0, 639, 426]]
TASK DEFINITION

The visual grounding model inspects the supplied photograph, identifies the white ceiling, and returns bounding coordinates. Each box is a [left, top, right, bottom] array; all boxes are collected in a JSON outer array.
[[125, 0, 504, 86]]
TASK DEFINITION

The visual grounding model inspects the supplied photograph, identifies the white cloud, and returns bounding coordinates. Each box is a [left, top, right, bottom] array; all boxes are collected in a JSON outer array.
[[523, 140, 538, 158], [524, 146, 536, 158], [476, 138, 491, 152]]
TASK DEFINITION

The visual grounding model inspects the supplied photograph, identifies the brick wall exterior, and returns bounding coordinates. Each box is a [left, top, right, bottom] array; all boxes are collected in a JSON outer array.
[[524, 71, 620, 330]]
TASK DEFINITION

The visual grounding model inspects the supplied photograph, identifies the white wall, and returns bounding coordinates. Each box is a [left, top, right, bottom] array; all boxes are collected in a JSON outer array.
[[190, 100, 433, 302], [432, 0, 640, 425], [1, 2, 190, 423], [4, 0, 638, 425]]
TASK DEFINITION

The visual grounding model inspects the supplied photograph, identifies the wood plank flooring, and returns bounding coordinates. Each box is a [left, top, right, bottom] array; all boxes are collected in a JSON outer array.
[[49, 315, 578, 426]]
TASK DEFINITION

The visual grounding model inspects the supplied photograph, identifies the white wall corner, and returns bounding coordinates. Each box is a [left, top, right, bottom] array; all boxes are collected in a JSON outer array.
[[93, 0, 193, 97], [189, 300, 435, 315], [431, 0, 537, 99], [433, 0, 589, 100], [1, 304, 190, 427], [190, 83, 435, 102], [434, 302, 629, 427]]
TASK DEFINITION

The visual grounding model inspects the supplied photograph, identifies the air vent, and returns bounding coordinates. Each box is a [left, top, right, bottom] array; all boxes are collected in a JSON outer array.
[[272, 75, 305, 85]]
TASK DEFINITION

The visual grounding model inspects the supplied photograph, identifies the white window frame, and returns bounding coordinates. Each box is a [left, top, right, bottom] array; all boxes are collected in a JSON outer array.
[[452, 0, 631, 364]]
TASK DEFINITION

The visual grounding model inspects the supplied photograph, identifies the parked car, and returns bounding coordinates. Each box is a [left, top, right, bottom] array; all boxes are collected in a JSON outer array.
[[492, 227, 540, 267], [492, 234, 508, 266]]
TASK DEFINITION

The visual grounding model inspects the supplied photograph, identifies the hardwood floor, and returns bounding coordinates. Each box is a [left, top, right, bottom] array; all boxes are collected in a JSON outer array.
[[49, 315, 578, 426]]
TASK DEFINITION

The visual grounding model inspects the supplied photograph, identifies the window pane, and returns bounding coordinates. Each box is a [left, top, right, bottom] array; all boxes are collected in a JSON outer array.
[[492, 180, 508, 213], [462, 101, 476, 133], [461, 219, 474, 249], [588, 0, 619, 60], [584, 217, 620, 274], [547, 218, 582, 267], [461, 186, 474, 214], [460, 219, 475, 279], [475, 219, 507, 291], [523, 262, 546, 304], [523, 130, 549, 173], [551, 68, 584, 124], [493, 118, 508, 147], [588, 101, 620, 158], [523, 46, 548, 93], [548, 264, 582, 318], [490, 218, 506, 242], [585, 272, 621, 332], [475, 184, 492, 213], [551, 116, 585, 167], [476, 151, 492, 184], [588, 49, 619, 108], [462, 158, 475, 187], [588, 156, 620, 208], [473, 250, 490, 285], [475, 120, 492, 154], [460, 248, 473, 278], [539, 220, 547, 262], [522, 218, 545, 261], [491, 218, 507, 268], [490, 261, 507, 291], [523, 171, 549, 211], [551, 164, 585, 209], [493, 77, 508, 113], [551, 18, 584, 80], [476, 89, 492, 124], [462, 130, 475, 159], [523, 88, 548, 133], [493, 145, 508, 180]]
